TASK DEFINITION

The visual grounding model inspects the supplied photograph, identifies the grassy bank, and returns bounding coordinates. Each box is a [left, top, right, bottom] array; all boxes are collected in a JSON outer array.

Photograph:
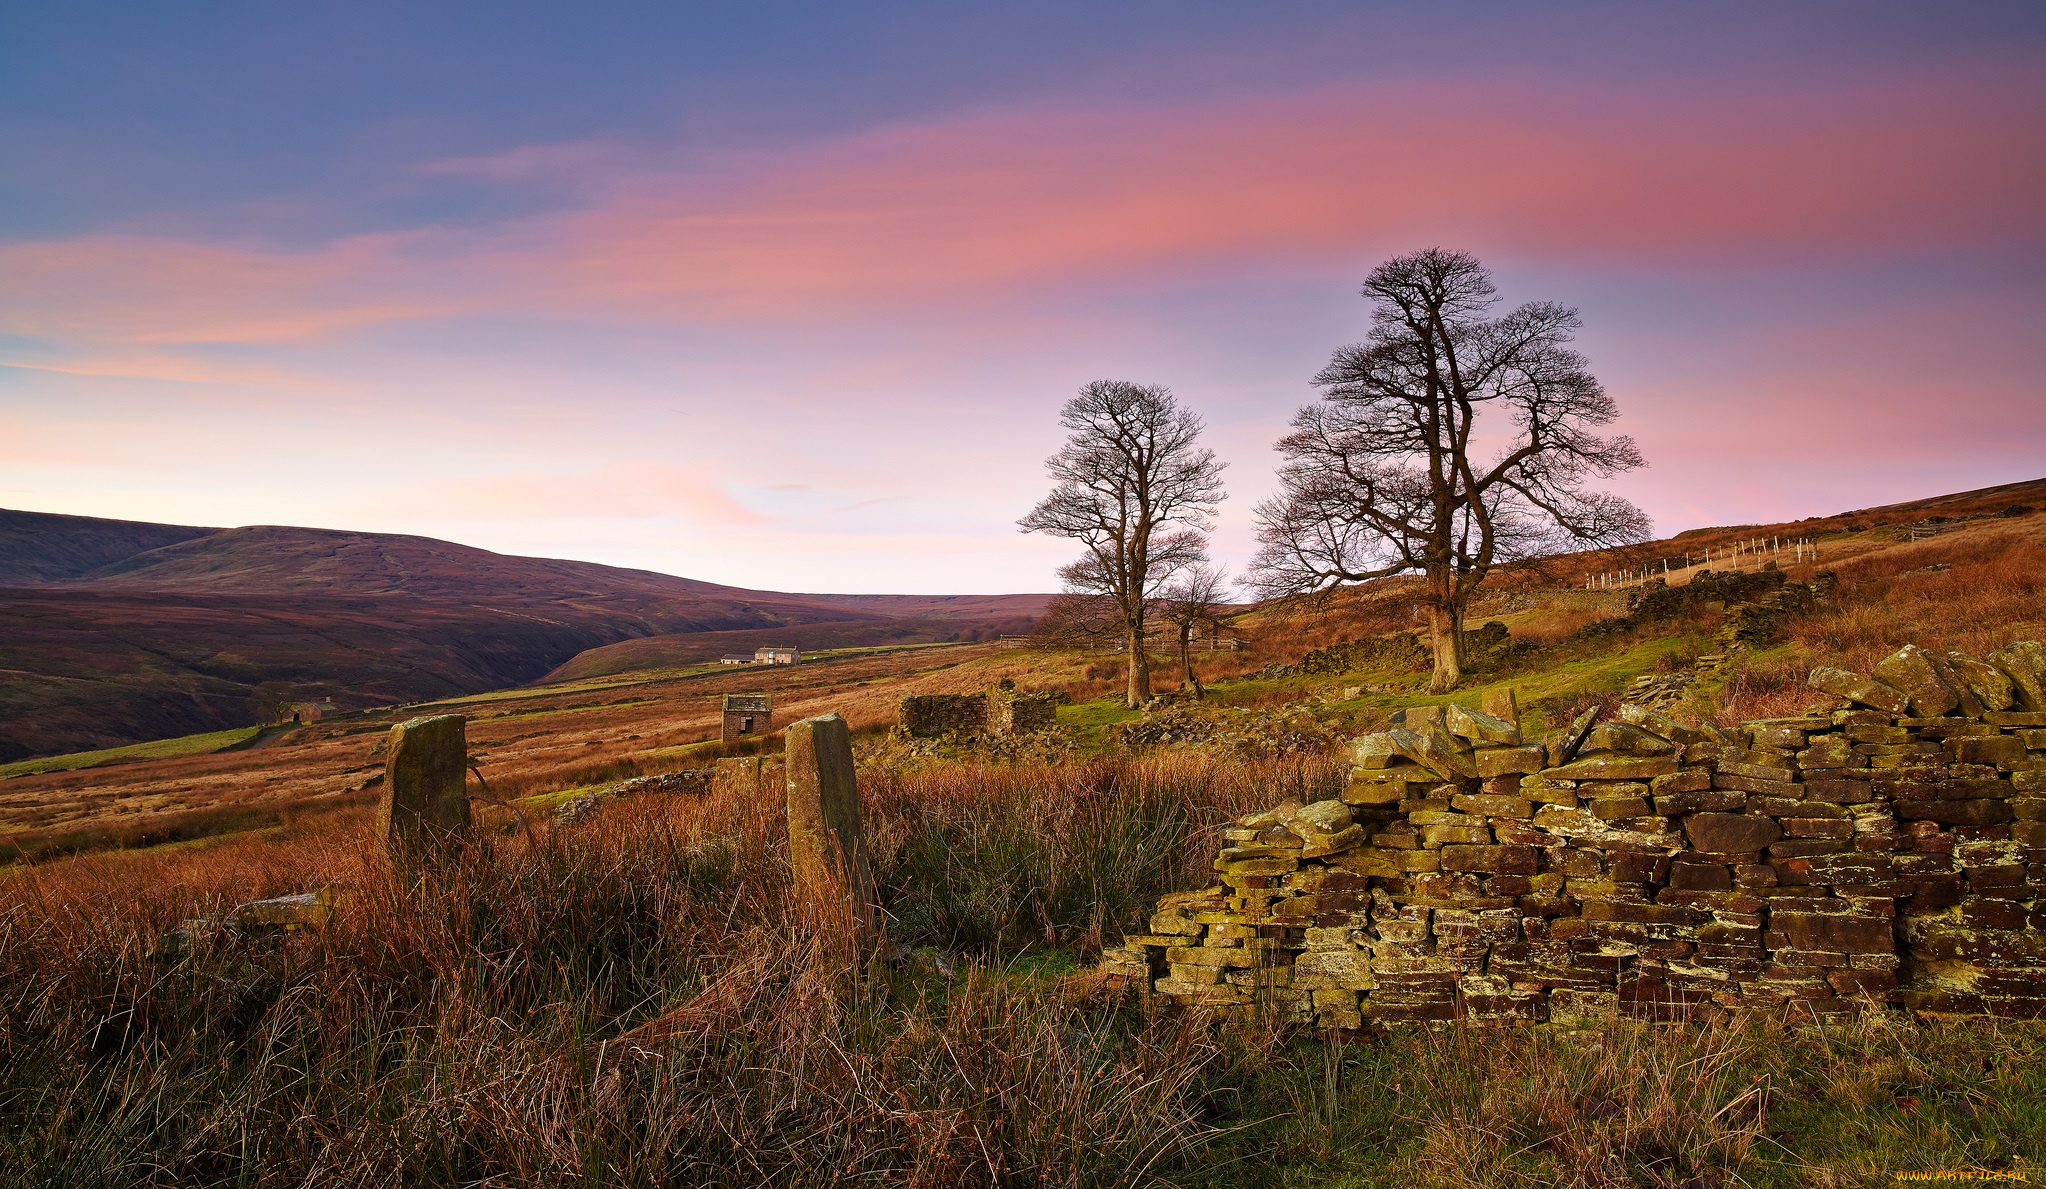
[[3, 752, 2040, 1186]]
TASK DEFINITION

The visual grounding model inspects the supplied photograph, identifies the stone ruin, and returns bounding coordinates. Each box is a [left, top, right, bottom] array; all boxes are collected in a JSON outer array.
[[898, 681, 1059, 739], [1101, 641, 2046, 1024]]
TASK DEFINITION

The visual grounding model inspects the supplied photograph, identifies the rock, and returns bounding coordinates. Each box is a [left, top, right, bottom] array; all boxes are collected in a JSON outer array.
[[1895, 799, 2012, 826], [1618, 704, 1710, 746], [1287, 801, 1365, 858], [1480, 687, 1520, 729], [1439, 845, 1538, 874], [1404, 705, 1446, 729], [229, 891, 332, 930], [1387, 726, 1475, 780], [1683, 813, 1782, 854], [1948, 651, 2015, 711], [1445, 703, 1521, 746], [1348, 733, 1399, 769], [1474, 744, 1547, 777], [1582, 722, 1677, 757], [1989, 641, 2046, 711], [379, 714, 473, 855], [1557, 707, 1600, 765], [1290, 799, 1354, 835], [785, 712, 879, 944], [1541, 754, 1680, 780], [1872, 645, 1960, 717], [1806, 667, 1909, 716], [1772, 912, 1894, 955]]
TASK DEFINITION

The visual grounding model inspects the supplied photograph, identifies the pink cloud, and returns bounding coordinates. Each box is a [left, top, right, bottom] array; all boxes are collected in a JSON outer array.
[[1, 66, 2035, 370], [342, 463, 770, 528]]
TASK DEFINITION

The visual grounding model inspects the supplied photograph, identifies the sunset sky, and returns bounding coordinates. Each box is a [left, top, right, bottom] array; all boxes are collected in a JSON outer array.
[[3, 2, 2042, 593]]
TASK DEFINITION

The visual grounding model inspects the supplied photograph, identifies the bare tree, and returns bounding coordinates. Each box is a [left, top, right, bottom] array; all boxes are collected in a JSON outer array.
[[1250, 249, 1648, 690], [1029, 590, 1121, 649], [1020, 381, 1226, 708], [1158, 562, 1230, 697]]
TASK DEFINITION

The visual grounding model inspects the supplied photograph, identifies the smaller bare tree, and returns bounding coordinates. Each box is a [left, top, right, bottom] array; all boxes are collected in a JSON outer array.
[[1157, 563, 1230, 697], [1020, 381, 1226, 708]]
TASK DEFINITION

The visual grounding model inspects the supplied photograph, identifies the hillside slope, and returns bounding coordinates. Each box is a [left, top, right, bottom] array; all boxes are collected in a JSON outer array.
[[0, 510, 1046, 760], [0, 509, 215, 585]]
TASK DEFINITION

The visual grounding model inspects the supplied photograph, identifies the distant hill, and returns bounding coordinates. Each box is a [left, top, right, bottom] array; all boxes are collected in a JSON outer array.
[[0, 509, 214, 585], [0, 510, 1048, 760]]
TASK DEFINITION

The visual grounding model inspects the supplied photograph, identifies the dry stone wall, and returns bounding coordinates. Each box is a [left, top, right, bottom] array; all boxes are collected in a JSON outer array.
[[899, 683, 1059, 738], [1101, 641, 2046, 1025]]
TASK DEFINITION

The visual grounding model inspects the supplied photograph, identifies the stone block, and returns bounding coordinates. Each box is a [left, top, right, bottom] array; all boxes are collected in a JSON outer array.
[[1481, 687, 1520, 728], [1619, 703, 1710, 746], [1348, 732, 1398, 769], [1475, 744, 1547, 777], [1783, 818, 1856, 839], [785, 712, 879, 944], [1895, 799, 2013, 827], [1808, 666, 1909, 716], [1684, 813, 1782, 855], [1542, 754, 1680, 781], [1947, 734, 2024, 766], [1947, 650, 2013, 703], [1388, 725, 1476, 780], [1451, 793, 1533, 818], [1650, 769, 1713, 794], [1447, 702, 1521, 746], [378, 714, 472, 854], [1989, 641, 2046, 711], [1670, 861, 1732, 891], [1873, 644, 1961, 718], [1772, 909, 1895, 955], [1584, 722, 1677, 757], [1440, 845, 1538, 874], [1590, 796, 1651, 821]]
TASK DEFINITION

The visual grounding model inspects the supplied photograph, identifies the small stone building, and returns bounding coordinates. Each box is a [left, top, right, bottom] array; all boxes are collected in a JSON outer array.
[[287, 700, 338, 724], [718, 654, 756, 666], [755, 647, 800, 665], [721, 693, 772, 741]]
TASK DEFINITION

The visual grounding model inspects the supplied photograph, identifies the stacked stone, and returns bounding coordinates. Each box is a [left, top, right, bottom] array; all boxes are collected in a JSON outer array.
[[899, 693, 990, 736], [899, 684, 1060, 738], [1107, 640, 2046, 1026], [986, 683, 1060, 734]]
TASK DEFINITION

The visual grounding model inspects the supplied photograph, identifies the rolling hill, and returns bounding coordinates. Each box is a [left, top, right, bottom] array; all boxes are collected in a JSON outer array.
[[0, 509, 1048, 760]]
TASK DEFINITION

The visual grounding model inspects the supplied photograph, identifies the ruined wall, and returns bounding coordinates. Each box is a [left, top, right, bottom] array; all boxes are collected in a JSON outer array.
[[988, 685, 1060, 735], [1101, 642, 2046, 1025], [899, 693, 989, 737], [900, 685, 1059, 738]]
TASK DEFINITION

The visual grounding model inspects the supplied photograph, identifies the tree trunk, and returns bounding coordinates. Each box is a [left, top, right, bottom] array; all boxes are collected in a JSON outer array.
[[1425, 567, 1462, 692], [1179, 625, 1202, 697], [1125, 620, 1152, 708]]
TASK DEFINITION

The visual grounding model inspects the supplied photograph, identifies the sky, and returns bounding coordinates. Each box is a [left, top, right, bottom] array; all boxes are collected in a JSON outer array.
[[2, 2, 2042, 594]]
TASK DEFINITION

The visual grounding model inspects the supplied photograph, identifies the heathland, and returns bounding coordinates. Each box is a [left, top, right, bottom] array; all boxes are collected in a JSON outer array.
[[1, 477, 2043, 1185], [0, 508, 1047, 761]]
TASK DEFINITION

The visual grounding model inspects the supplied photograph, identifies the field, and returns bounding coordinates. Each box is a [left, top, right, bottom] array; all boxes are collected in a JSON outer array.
[[2, 486, 2044, 1184]]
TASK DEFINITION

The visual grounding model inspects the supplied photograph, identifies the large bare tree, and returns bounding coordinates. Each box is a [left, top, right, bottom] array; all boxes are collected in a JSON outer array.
[[1250, 249, 1648, 690], [1020, 381, 1226, 708]]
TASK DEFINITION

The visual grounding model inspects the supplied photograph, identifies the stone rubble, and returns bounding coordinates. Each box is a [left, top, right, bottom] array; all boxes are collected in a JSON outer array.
[[1100, 641, 2046, 1024]]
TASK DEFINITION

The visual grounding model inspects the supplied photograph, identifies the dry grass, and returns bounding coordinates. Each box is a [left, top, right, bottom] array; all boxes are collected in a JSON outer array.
[[1707, 520, 2046, 723], [5, 743, 2044, 1184]]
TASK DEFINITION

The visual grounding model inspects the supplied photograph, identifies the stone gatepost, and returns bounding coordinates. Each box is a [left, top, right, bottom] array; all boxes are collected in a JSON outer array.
[[379, 714, 472, 855], [783, 713, 878, 948], [714, 755, 765, 798]]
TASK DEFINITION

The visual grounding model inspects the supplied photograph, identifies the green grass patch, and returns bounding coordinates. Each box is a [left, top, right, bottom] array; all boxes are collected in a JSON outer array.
[[0, 725, 264, 779]]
